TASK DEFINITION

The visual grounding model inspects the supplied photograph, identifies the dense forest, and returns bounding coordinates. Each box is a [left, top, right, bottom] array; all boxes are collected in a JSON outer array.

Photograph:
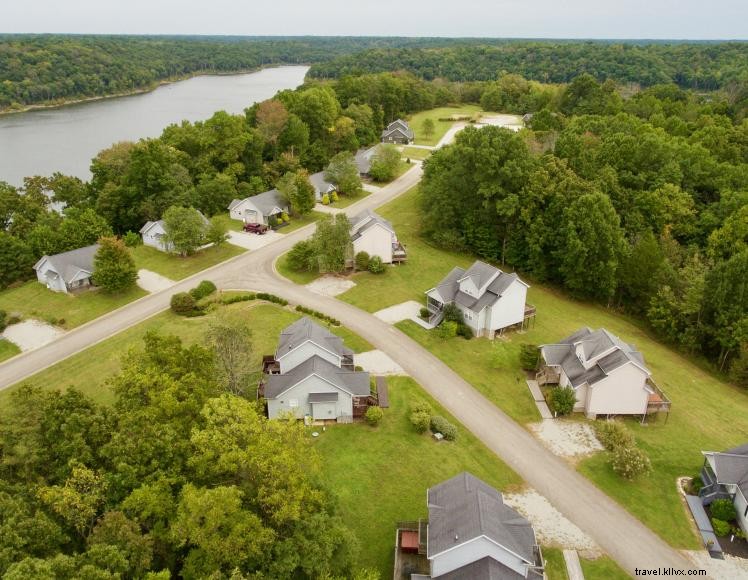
[[308, 42, 748, 89]]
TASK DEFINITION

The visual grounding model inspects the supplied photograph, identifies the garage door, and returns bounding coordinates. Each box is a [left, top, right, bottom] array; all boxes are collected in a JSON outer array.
[[311, 401, 336, 420]]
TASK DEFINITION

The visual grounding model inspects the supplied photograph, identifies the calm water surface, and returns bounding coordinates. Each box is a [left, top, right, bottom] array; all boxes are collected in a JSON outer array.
[[0, 66, 309, 186]]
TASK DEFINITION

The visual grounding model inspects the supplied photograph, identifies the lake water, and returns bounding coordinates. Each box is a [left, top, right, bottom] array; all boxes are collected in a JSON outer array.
[[0, 65, 309, 186]]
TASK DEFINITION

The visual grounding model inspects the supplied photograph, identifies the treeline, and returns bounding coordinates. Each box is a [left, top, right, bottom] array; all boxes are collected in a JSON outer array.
[[308, 42, 748, 90], [420, 76, 748, 379]]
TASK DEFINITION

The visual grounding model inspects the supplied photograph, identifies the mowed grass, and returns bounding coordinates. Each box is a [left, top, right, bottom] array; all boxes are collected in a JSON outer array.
[[401, 146, 432, 161], [580, 556, 630, 579], [131, 243, 245, 280], [210, 214, 245, 233], [315, 376, 522, 576], [0, 300, 372, 407], [278, 210, 327, 233], [542, 548, 567, 580], [275, 254, 323, 285], [0, 281, 146, 329], [0, 339, 21, 363], [407, 105, 482, 146], [322, 188, 372, 209], [339, 185, 748, 548]]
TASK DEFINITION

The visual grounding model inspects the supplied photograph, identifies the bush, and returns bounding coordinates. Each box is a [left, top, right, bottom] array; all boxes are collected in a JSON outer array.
[[442, 303, 463, 324], [281, 212, 290, 223], [437, 321, 458, 339], [170, 292, 197, 315], [221, 293, 256, 305], [594, 421, 635, 451], [7, 313, 21, 326], [548, 386, 576, 415], [430, 416, 457, 441], [710, 499, 737, 522], [611, 446, 652, 480], [0, 310, 6, 333], [295, 305, 340, 326], [519, 343, 540, 371], [355, 251, 370, 271], [287, 240, 316, 272], [189, 280, 217, 301], [419, 307, 430, 319], [268, 215, 279, 228], [330, 191, 339, 203], [410, 400, 432, 415], [321, 193, 330, 205], [368, 255, 385, 274], [410, 411, 431, 434], [711, 518, 731, 537], [256, 292, 288, 306], [365, 406, 384, 426], [456, 324, 474, 339], [122, 231, 142, 247]]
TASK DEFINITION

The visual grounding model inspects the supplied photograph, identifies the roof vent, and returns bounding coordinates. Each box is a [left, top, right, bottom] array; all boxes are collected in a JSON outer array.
[[454, 534, 459, 541]]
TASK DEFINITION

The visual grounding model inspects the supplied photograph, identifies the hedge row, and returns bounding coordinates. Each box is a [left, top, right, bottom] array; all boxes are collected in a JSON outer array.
[[295, 305, 340, 326]]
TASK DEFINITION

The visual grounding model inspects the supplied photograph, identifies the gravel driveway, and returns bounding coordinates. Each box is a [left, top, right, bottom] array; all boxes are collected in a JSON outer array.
[[227, 230, 284, 251], [2, 320, 65, 351], [354, 350, 406, 375], [136, 269, 175, 293], [304, 275, 356, 297], [373, 300, 423, 324]]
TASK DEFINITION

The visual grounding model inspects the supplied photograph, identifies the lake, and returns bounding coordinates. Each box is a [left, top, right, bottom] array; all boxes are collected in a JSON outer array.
[[0, 65, 309, 186]]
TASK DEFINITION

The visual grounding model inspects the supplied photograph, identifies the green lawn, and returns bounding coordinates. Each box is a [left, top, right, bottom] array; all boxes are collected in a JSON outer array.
[[277, 210, 326, 233], [132, 243, 245, 280], [210, 214, 244, 233], [407, 105, 482, 146], [275, 253, 324, 285], [367, 160, 413, 185], [338, 184, 748, 548], [580, 556, 630, 579], [542, 548, 567, 580], [0, 281, 146, 329], [315, 376, 521, 576], [322, 189, 372, 209], [402, 146, 432, 161], [0, 300, 371, 407], [0, 339, 21, 363]]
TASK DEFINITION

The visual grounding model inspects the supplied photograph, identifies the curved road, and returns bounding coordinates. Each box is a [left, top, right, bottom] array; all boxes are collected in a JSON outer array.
[[0, 164, 696, 577]]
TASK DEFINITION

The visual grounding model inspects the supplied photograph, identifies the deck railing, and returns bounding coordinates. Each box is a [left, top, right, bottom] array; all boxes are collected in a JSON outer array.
[[646, 378, 672, 413]]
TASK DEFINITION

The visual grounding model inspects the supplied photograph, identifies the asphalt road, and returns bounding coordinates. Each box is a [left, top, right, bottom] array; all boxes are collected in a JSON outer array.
[[0, 162, 697, 577]]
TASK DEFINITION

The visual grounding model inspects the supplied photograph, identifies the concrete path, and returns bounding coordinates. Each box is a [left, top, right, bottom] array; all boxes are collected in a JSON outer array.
[[136, 269, 175, 293], [304, 275, 356, 297], [563, 550, 585, 580], [313, 204, 343, 215], [354, 350, 406, 376], [526, 379, 554, 419], [373, 300, 423, 325], [0, 161, 697, 576]]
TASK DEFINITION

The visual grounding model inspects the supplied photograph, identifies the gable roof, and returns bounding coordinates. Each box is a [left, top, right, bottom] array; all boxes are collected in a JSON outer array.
[[350, 209, 394, 241], [427, 472, 537, 565], [382, 119, 414, 140], [460, 261, 500, 290], [437, 556, 528, 580], [276, 317, 353, 360], [309, 171, 336, 194], [703, 444, 748, 499], [34, 244, 99, 284], [139, 220, 163, 234], [540, 327, 650, 388], [427, 266, 466, 303], [232, 189, 287, 216], [355, 146, 378, 174], [264, 355, 370, 399]]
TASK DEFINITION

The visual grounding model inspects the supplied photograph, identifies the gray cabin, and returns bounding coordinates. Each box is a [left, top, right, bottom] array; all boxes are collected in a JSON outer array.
[[228, 189, 288, 225], [382, 119, 415, 144], [33, 244, 99, 294], [309, 171, 337, 201]]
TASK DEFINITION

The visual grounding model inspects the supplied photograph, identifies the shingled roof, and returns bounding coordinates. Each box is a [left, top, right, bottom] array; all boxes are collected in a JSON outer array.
[[263, 355, 370, 399], [350, 209, 394, 241], [276, 317, 353, 360], [34, 244, 99, 284], [427, 261, 524, 313], [703, 443, 748, 499]]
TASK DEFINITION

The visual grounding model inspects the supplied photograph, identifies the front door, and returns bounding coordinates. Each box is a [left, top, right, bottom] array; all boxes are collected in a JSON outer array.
[[312, 402, 336, 420]]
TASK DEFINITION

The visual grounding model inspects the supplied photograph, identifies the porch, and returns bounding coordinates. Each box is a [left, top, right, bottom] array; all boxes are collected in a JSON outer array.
[[393, 520, 429, 580], [645, 378, 672, 416], [536, 365, 561, 387], [392, 242, 407, 263]]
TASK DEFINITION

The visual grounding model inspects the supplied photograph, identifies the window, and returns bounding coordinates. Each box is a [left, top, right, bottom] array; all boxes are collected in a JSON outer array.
[[289, 399, 299, 408]]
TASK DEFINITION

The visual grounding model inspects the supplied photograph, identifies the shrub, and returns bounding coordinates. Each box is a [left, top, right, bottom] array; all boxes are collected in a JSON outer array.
[[330, 191, 339, 203], [221, 293, 256, 305], [170, 292, 196, 315], [689, 476, 704, 495], [711, 518, 731, 537], [256, 293, 288, 306], [122, 231, 142, 247], [430, 416, 457, 441], [594, 421, 635, 451], [442, 303, 463, 324], [281, 212, 290, 223], [368, 255, 385, 274], [321, 193, 330, 205], [519, 343, 540, 371], [437, 321, 458, 339], [189, 280, 217, 301], [294, 305, 340, 326], [419, 307, 430, 319], [410, 400, 432, 415], [710, 499, 737, 522], [365, 406, 384, 426], [410, 411, 431, 434], [268, 215, 279, 228], [548, 386, 576, 415], [611, 446, 652, 480], [287, 240, 316, 271], [0, 310, 6, 333], [355, 251, 370, 271], [7, 313, 22, 326], [456, 324, 474, 339]]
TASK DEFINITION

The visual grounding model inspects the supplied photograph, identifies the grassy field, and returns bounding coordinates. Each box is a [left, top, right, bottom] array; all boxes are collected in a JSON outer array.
[[315, 376, 522, 576], [580, 556, 630, 579], [210, 214, 244, 233], [0, 300, 372, 406], [275, 253, 324, 285], [337, 185, 748, 548], [0, 339, 21, 363], [407, 105, 482, 146], [0, 281, 147, 330], [322, 188, 372, 209], [132, 243, 245, 280], [277, 210, 327, 233], [401, 146, 432, 161], [542, 548, 567, 580]]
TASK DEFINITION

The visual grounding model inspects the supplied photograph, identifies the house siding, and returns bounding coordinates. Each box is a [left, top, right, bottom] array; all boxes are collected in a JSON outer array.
[[36, 263, 68, 293], [353, 223, 394, 263], [430, 536, 527, 578], [486, 282, 527, 332], [586, 362, 649, 416], [735, 488, 748, 536], [278, 342, 341, 374], [142, 225, 170, 252], [266, 374, 353, 420], [229, 200, 262, 224]]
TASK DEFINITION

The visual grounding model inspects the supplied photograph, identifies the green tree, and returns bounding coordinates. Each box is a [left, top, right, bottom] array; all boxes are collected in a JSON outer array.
[[324, 151, 362, 195], [162, 206, 207, 256], [277, 170, 315, 216], [92, 237, 137, 293], [88, 511, 153, 577], [205, 217, 228, 247], [309, 214, 352, 273], [422, 118, 435, 139], [0, 232, 34, 288], [205, 317, 255, 396], [368, 145, 401, 182]]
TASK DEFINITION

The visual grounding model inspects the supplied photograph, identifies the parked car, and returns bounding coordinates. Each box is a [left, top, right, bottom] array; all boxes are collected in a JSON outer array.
[[243, 223, 268, 234]]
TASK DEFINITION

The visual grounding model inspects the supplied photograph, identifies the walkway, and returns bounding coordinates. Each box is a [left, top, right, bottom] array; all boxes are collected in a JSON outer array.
[[376, 376, 389, 408], [526, 379, 553, 419], [563, 550, 585, 580]]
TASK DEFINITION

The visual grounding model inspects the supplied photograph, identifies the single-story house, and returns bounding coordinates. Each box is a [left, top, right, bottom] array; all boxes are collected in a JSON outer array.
[[350, 209, 405, 264], [228, 189, 288, 225], [139, 211, 209, 252], [309, 171, 337, 202], [33, 244, 99, 294], [260, 317, 372, 422], [394, 472, 544, 579], [537, 327, 670, 419], [700, 443, 748, 536], [355, 146, 378, 177], [425, 261, 531, 338], [381, 119, 414, 144]]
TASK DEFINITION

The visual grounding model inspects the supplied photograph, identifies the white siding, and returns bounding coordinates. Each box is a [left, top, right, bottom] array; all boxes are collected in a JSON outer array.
[[430, 536, 528, 578], [486, 281, 527, 332], [352, 223, 394, 263], [458, 277, 479, 297], [142, 224, 170, 252], [229, 200, 262, 224], [586, 362, 649, 416], [278, 341, 341, 374], [575, 384, 588, 411], [734, 488, 748, 536], [266, 374, 353, 420], [35, 261, 68, 293]]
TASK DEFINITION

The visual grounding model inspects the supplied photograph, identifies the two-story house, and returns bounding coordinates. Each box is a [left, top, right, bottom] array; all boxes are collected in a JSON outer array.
[[699, 444, 748, 536], [350, 210, 406, 265], [381, 119, 415, 144]]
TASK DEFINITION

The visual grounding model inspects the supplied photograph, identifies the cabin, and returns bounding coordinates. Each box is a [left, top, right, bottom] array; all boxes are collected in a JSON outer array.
[[309, 171, 337, 202], [228, 189, 288, 225], [381, 119, 415, 144], [350, 209, 406, 264], [139, 211, 209, 252], [33, 244, 99, 294]]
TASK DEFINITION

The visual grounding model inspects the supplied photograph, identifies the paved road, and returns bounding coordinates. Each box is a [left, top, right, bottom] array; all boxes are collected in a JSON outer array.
[[0, 160, 696, 576]]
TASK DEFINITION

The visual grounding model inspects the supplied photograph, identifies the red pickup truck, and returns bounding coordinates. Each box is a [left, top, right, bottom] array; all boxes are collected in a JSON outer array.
[[243, 223, 269, 234]]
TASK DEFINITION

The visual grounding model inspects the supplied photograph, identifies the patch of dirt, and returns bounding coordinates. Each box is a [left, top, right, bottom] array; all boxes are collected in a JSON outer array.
[[504, 489, 601, 556], [683, 550, 748, 579], [2, 319, 65, 351], [354, 350, 407, 375], [373, 300, 423, 325], [304, 275, 356, 297], [528, 419, 604, 460]]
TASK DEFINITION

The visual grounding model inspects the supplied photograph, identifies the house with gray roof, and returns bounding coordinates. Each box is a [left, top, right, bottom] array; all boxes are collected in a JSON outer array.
[[538, 327, 670, 419], [382, 119, 415, 144], [350, 209, 406, 264], [33, 244, 99, 294], [309, 171, 337, 202], [228, 189, 288, 226], [260, 317, 372, 421], [700, 443, 748, 536], [394, 472, 544, 579], [355, 146, 378, 176], [139, 210, 209, 252], [425, 261, 531, 338]]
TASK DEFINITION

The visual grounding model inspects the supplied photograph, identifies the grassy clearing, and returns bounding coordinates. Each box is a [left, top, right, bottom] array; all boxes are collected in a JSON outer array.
[[321, 189, 372, 209], [0, 339, 21, 363], [407, 105, 482, 146], [277, 210, 326, 233], [315, 376, 522, 576], [0, 281, 146, 330], [579, 556, 630, 579], [339, 184, 748, 548], [0, 301, 371, 407], [542, 548, 567, 580], [132, 243, 245, 280], [209, 214, 244, 233], [275, 254, 324, 285], [401, 146, 432, 161]]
